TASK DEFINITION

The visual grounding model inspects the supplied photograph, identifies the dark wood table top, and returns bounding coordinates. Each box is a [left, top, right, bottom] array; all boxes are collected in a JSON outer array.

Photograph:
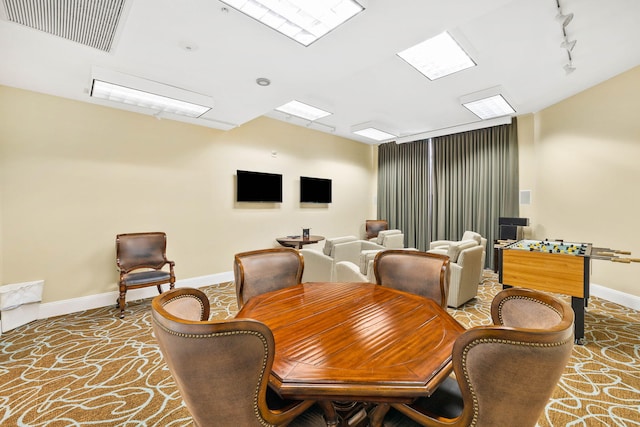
[[236, 282, 465, 402], [276, 235, 324, 249]]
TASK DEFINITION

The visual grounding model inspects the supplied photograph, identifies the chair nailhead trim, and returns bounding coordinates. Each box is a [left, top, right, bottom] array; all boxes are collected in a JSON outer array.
[[497, 295, 561, 325]]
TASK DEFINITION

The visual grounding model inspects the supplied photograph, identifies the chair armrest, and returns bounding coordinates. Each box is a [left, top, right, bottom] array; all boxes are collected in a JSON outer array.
[[382, 233, 405, 249], [335, 261, 370, 283], [429, 240, 455, 250], [300, 249, 333, 282], [427, 248, 448, 257], [360, 241, 386, 251]]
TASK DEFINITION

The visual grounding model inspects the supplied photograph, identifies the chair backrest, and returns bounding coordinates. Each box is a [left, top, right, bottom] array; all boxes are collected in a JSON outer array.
[[460, 230, 483, 245], [366, 220, 388, 240], [322, 235, 358, 256], [373, 229, 403, 247], [234, 247, 304, 309], [116, 232, 168, 272], [491, 286, 571, 329], [151, 288, 283, 426], [373, 250, 450, 308], [452, 288, 574, 427]]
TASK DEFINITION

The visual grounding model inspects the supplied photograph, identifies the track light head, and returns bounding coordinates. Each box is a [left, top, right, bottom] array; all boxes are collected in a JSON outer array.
[[560, 38, 577, 52], [556, 11, 574, 27], [564, 63, 576, 75]]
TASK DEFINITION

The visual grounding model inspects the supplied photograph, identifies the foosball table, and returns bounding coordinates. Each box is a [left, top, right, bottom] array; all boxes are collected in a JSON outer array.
[[497, 239, 637, 345]]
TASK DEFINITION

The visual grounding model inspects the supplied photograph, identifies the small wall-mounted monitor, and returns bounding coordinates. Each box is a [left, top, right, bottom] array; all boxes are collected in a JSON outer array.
[[300, 176, 332, 203], [236, 170, 282, 202]]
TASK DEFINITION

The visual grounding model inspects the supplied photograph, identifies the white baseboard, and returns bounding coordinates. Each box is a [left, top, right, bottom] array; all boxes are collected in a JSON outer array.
[[590, 282, 640, 311], [30, 274, 640, 321], [38, 271, 234, 320]]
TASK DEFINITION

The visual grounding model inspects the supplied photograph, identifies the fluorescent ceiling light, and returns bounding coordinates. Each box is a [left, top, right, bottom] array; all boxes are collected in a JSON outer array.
[[275, 100, 332, 121], [91, 80, 211, 118], [462, 94, 515, 120], [220, 0, 364, 46], [353, 127, 397, 141], [397, 31, 476, 80]]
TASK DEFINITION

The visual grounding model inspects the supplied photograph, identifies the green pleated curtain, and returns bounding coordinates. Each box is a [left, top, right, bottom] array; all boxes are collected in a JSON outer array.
[[377, 120, 519, 268]]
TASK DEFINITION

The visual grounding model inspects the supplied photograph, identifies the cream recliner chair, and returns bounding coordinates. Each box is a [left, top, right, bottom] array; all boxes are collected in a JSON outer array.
[[429, 230, 487, 282], [428, 240, 484, 308], [335, 247, 420, 283], [370, 229, 405, 248], [300, 236, 384, 282]]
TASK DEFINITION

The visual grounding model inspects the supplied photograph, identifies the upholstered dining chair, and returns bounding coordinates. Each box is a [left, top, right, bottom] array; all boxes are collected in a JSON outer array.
[[234, 247, 304, 309], [373, 250, 451, 308], [151, 288, 326, 427], [116, 232, 175, 319], [382, 287, 575, 427]]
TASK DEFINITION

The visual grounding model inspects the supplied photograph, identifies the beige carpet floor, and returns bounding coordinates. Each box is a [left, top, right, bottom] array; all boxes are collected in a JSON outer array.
[[1, 272, 639, 426]]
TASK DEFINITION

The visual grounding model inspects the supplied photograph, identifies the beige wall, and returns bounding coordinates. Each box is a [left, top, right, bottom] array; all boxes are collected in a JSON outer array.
[[3, 65, 639, 305], [0, 86, 376, 303], [518, 65, 640, 296]]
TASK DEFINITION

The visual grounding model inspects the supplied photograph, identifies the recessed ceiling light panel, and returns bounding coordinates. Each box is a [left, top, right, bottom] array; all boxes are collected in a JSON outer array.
[[353, 127, 397, 141], [91, 80, 211, 118], [462, 94, 515, 120], [397, 31, 476, 80], [220, 0, 364, 46], [275, 100, 332, 121], [351, 121, 397, 141]]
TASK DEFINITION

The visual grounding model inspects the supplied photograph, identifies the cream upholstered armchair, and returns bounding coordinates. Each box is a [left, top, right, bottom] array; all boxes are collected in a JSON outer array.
[[429, 230, 487, 281], [335, 247, 420, 283], [300, 236, 384, 282], [335, 249, 380, 282], [428, 241, 484, 308], [370, 229, 405, 248]]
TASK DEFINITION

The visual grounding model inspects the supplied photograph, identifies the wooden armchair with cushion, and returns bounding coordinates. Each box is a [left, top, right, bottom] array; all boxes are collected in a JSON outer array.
[[382, 287, 575, 427], [374, 250, 451, 308], [366, 219, 389, 240], [151, 288, 326, 427], [234, 247, 303, 310], [115, 232, 175, 319]]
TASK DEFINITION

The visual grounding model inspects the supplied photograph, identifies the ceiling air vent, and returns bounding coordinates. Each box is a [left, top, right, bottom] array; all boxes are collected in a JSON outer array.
[[1, 0, 126, 52]]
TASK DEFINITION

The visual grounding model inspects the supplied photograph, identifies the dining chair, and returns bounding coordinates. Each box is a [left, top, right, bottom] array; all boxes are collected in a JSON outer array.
[[234, 247, 304, 309], [115, 232, 175, 318], [151, 287, 326, 427], [373, 250, 451, 308], [382, 287, 575, 427]]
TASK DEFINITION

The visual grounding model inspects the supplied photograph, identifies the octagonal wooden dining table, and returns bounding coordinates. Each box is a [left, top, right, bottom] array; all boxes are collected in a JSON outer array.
[[235, 281, 466, 426]]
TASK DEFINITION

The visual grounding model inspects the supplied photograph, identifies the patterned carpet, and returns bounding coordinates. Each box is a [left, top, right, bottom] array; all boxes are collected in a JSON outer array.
[[1, 273, 639, 426]]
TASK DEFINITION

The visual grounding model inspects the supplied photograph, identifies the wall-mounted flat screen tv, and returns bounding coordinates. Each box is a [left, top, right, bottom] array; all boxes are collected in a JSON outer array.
[[236, 170, 282, 202], [300, 176, 332, 203]]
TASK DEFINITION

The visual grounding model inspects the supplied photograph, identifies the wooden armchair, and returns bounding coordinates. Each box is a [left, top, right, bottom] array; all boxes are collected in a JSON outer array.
[[234, 247, 304, 309], [383, 287, 575, 427], [116, 232, 175, 318], [151, 288, 325, 427], [366, 219, 389, 240], [374, 250, 451, 308]]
